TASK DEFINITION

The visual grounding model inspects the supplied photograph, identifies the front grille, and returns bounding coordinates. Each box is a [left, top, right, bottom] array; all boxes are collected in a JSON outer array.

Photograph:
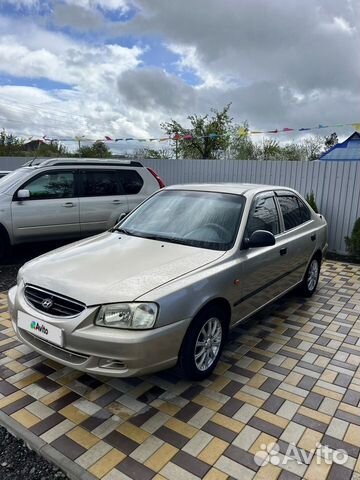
[[19, 329, 88, 365], [24, 285, 85, 317]]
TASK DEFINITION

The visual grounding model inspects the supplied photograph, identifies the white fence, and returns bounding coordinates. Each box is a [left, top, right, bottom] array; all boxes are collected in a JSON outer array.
[[1, 156, 359, 254], [145, 159, 360, 255]]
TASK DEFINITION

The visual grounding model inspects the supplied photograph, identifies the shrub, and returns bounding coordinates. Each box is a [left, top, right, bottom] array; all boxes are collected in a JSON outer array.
[[345, 218, 360, 258], [305, 191, 319, 213]]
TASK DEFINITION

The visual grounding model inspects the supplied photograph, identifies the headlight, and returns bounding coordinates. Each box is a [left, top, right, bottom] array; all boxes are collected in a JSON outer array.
[[17, 268, 24, 286], [96, 303, 158, 329]]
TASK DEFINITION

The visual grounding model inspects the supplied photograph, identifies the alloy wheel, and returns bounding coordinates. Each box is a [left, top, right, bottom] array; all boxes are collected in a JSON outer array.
[[307, 259, 319, 292], [194, 317, 222, 371]]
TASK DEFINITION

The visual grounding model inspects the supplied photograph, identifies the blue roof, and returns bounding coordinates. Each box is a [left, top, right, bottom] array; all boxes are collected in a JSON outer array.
[[320, 132, 360, 161]]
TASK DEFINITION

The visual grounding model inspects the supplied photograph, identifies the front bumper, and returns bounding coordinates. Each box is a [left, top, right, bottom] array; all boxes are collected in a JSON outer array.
[[8, 285, 191, 377]]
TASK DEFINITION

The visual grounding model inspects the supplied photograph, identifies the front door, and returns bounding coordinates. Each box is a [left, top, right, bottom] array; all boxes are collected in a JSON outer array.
[[233, 192, 290, 323], [11, 170, 80, 242]]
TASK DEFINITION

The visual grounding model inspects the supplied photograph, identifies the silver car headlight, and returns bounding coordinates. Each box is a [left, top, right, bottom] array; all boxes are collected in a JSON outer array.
[[17, 267, 24, 286], [95, 303, 158, 329]]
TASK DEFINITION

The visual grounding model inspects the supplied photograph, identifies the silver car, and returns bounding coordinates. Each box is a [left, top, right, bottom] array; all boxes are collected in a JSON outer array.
[[8, 184, 328, 380], [0, 158, 163, 259]]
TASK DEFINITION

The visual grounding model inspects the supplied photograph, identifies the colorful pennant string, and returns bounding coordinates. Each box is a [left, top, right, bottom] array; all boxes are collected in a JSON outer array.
[[10, 122, 359, 144]]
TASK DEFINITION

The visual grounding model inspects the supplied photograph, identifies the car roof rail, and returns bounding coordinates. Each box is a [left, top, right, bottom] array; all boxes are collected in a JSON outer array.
[[31, 158, 144, 168]]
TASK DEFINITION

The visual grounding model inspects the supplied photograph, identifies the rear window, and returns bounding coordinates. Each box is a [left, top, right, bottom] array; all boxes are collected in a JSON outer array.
[[119, 170, 144, 194], [277, 195, 310, 230], [82, 170, 121, 196]]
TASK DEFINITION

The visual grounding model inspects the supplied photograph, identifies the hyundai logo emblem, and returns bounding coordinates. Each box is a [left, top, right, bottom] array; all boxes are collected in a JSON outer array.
[[41, 298, 53, 310]]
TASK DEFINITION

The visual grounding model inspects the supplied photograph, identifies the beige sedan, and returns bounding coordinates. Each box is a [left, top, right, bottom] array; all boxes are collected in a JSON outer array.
[[8, 183, 327, 380]]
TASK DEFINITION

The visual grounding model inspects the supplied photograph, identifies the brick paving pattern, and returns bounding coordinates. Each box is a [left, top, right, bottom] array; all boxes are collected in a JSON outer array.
[[0, 260, 360, 480]]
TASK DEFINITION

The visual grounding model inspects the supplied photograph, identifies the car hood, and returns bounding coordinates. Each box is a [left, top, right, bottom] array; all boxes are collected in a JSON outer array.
[[21, 232, 225, 305]]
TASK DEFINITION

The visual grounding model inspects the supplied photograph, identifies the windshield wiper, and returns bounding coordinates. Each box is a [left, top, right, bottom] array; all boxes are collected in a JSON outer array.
[[113, 227, 136, 236], [137, 233, 189, 245]]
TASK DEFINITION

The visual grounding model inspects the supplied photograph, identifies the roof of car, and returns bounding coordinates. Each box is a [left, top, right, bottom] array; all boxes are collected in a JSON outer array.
[[22, 158, 144, 168], [166, 183, 294, 196]]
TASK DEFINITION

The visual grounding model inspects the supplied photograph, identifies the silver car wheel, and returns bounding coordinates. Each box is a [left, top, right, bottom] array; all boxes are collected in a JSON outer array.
[[307, 259, 319, 292], [194, 317, 222, 371]]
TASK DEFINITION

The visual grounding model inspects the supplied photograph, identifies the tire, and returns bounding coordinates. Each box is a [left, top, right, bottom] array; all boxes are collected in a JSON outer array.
[[0, 230, 10, 263], [300, 256, 320, 297], [178, 305, 227, 380]]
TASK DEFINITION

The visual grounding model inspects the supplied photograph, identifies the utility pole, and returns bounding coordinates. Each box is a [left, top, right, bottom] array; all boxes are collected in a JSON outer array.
[[175, 131, 179, 160]]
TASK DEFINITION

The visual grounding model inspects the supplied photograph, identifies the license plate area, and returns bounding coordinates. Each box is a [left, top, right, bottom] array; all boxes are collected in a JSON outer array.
[[17, 311, 63, 347]]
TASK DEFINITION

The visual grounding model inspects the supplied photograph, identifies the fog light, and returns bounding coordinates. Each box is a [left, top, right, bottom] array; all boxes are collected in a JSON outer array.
[[99, 358, 127, 370]]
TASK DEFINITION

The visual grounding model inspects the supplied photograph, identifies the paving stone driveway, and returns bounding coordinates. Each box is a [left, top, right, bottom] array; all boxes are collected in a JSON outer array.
[[0, 260, 360, 480]]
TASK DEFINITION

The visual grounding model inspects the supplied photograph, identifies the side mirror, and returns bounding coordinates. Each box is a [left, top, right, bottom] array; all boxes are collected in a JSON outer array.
[[117, 212, 128, 222], [17, 189, 30, 199], [243, 230, 275, 249]]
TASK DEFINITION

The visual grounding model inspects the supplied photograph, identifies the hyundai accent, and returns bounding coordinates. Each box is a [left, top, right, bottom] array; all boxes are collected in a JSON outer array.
[[8, 184, 328, 380]]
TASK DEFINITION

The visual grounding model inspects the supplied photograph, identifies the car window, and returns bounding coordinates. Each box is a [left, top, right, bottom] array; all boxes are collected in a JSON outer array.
[[82, 170, 121, 196], [298, 198, 311, 223], [245, 195, 280, 237], [119, 170, 144, 195], [22, 171, 75, 200], [277, 195, 306, 230]]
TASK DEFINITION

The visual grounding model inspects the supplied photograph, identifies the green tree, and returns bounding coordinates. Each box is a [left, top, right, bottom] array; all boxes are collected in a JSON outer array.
[[229, 122, 261, 160], [161, 104, 233, 159], [305, 191, 319, 213], [345, 218, 360, 259], [301, 136, 323, 161], [262, 138, 282, 160], [134, 148, 170, 159], [324, 132, 338, 151], [35, 141, 68, 157], [0, 130, 68, 157], [0, 130, 24, 155], [279, 143, 304, 161], [76, 141, 112, 158]]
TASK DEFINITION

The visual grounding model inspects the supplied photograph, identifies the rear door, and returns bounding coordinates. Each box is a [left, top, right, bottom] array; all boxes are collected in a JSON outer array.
[[79, 169, 129, 236], [11, 170, 80, 242], [118, 168, 148, 212], [275, 192, 315, 283]]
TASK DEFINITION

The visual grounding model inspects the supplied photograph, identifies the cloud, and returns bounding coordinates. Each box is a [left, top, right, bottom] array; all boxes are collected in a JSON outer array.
[[52, 3, 105, 31], [122, 0, 360, 93], [117, 68, 196, 113], [0, 0, 359, 146]]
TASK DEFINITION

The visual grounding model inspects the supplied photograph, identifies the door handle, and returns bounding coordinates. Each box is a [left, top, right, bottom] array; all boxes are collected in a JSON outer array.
[[280, 247, 287, 256], [311, 234, 316, 241], [63, 202, 74, 208], [112, 200, 122, 204]]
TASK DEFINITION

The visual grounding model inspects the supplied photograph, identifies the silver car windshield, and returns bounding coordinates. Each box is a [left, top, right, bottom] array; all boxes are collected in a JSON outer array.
[[117, 190, 245, 251], [0, 168, 31, 193]]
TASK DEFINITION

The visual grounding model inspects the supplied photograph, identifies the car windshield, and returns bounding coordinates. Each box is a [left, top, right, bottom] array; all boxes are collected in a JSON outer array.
[[0, 168, 31, 193], [117, 189, 245, 251]]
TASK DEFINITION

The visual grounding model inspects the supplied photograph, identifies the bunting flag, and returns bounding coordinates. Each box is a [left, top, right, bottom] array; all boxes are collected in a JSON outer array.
[[11, 121, 359, 145]]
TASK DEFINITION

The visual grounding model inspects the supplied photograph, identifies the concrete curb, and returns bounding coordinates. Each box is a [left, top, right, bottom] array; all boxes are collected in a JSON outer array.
[[0, 411, 97, 480]]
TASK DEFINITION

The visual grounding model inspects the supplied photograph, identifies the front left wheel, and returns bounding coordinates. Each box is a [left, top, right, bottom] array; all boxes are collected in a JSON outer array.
[[0, 230, 10, 262], [178, 305, 227, 380]]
